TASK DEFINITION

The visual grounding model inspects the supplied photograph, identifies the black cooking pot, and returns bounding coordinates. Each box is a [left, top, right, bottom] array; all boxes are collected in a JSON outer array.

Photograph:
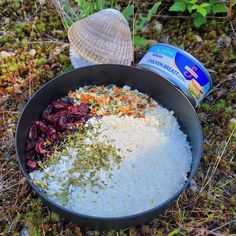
[[15, 65, 202, 229]]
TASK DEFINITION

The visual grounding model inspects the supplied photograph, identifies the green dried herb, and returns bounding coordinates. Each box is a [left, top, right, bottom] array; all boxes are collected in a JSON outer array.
[[39, 120, 122, 200]]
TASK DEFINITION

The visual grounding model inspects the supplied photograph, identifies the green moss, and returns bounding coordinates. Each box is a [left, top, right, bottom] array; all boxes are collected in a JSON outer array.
[[0, 35, 10, 44], [215, 99, 226, 111], [37, 56, 47, 65], [201, 103, 210, 110], [36, 22, 46, 33], [58, 54, 69, 64], [21, 38, 28, 47]]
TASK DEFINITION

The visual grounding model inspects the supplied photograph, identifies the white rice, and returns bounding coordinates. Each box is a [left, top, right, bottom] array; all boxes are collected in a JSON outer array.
[[30, 105, 192, 217]]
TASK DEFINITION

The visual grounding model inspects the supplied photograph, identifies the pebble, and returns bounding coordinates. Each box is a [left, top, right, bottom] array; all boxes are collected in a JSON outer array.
[[194, 35, 203, 43], [229, 118, 236, 125], [142, 25, 149, 34], [153, 21, 163, 33], [13, 84, 22, 94], [85, 231, 95, 236], [218, 35, 232, 48], [135, 51, 144, 61], [19, 227, 29, 236], [190, 179, 198, 193], [39, 0, 45, 4], [157, 38, 169, 44], [232, 39, 236, 50], [147, 40, 157, 47], [29, 49, 36, 57], [4, 17, 10, 24], [198, 112, 208, 122], [0, 51, 11, 58], [3, 152, 11, 159], [206, 95, 214, 102]]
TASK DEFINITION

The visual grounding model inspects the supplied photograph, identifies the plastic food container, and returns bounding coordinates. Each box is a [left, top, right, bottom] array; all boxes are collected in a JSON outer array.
[[138, 43, 212, 106]]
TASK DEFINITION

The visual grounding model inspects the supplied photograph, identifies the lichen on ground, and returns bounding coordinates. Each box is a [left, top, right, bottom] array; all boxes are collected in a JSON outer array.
[[0, 0, 235, 235]]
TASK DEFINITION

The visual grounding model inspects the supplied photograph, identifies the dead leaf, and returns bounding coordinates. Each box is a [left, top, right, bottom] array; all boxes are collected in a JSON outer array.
[[0, 95, 9, 105], [13, 83, 22, 94], [75, 227, 82, 236], [216, 88, 228, 100], [48, 44, 68, 61]]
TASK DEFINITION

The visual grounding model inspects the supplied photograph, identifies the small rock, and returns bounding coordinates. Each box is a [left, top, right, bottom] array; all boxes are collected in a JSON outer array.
[[0, 51, 11, 58], [218, 35, 232, 48], [207, 68, 216, 73], [4, 17, 10, 24], [0, 208, 3, 223], [157, 38, 169, 44], [194, 34, 203, 43], [39, 0, 45, 4], [209, 30, 217, 40], [206, 95, 214, 102], [153, 21, 162, 33], [19, 177, 27, 185], [52, 29, 64, 35], [3, 152, 11, 159], [232, 39, 236, 50], [147, 40, 157, 47], [135, 51, 144, 61], [198, 112, 208, 122], [229, 118, 236, 125], [18, 102, 26, 112], [190, 179, 198, 193], [13, 84, 22, 94], [29, 49, 36, 57], [20, 227, 29, 236], [228, 73, 236, 87], [142, 25, 149, 34], [216, 88, 228, 100], [85, 231, 95, 236], [0, 95, 9, 105]]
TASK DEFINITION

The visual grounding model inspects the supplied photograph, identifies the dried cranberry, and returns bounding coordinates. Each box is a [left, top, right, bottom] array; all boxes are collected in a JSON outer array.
[[28, 124, 37, 140], [47, 126, 56, 136], [26, 96, 93, 172], [68, 105, 83, 116], [61, 97, 73, 104], [47, 132, 62, 143], [26, 140, 36, 150], [27, 160, 38, 170], [79, 103, 90, 113], [26, 150, 35, 160], [58, 116, 67, 131], [35, 154, 43, 161], [42, 104, 52, 119], [51, 101, 68, 110], [35, 139, 46, 154], [45, 110, 67, 125], [51, 133, 59, 141], [68, 105, 78, 114], [56, 132, 62, 140], [66, 123, 75, 130], [40, 133, 46, 139], [34, 121, 48, 133], [47, 137, 54, 144], [43, 114, 54, 124]]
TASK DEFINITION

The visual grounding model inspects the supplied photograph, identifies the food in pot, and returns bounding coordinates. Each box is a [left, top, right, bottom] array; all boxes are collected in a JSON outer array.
[[27, 85, 192, 217]]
